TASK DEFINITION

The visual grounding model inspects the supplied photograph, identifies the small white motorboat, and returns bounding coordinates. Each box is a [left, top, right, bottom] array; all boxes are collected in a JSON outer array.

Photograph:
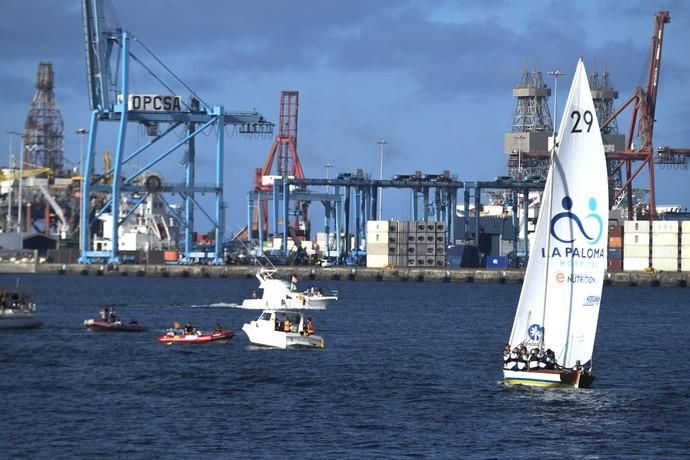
[[242, 310, 325, 349], [240, 270, 337, 310], [0, 289, 42, 329]]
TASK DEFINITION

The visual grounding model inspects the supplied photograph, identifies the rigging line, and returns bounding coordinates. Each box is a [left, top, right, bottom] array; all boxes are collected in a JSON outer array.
[[131, 36, 210, 110], [126, 50, 191, 112], [104, 0, 121, 30]]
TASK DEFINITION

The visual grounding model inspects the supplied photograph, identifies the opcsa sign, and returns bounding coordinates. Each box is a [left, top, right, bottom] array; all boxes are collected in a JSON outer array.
[[127, 94, 182, 112]]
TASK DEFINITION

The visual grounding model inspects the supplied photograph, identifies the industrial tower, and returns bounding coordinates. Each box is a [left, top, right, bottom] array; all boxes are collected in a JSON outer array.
[[252, 91, 309, 241], [79, 0, 272, 264], [589, 70, 626, 206], [504, 67, 552, 179], [23, 63, 65, 173]]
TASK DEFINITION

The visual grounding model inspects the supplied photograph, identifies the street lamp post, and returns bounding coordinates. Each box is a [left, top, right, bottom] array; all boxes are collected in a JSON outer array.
[[323, 162, 333, 254], [75, 128, 88, 250], [548, 70, 566, 139], [76, 128, 89, 178], [377, 140, 387, 220]]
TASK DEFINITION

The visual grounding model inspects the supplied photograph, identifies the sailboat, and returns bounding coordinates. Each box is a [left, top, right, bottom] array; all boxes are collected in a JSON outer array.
[[503, 58, 608, 388]]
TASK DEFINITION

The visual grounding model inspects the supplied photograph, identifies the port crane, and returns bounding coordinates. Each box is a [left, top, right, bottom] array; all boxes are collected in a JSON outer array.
[[251, 91, 309, 242], [79, 0, 272, 264], [601, 11, 690, 220], [506, 11, 689, 220]]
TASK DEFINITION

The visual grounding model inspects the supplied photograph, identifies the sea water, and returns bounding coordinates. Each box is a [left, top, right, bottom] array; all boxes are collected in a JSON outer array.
[[1, 275, 688, 458]]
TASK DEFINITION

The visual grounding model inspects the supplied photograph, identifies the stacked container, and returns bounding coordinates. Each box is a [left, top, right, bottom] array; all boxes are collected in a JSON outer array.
[[366, 220, 392, 268], [623, 220, 650, 271], [607, 223, 623, 272], [389, 220, 408, 267], [651, 220, 679, 272], [682, 221, 690, 272], [434, 222, 447, 267], [366, 220, 446, 268]]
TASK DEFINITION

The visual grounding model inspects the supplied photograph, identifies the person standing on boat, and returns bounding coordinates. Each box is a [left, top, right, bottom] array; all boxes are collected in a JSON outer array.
[[185, 322, 196, 335], [528, 349, 541, 371], [283, 318, 292, 333], [251, 289, 258, 299], [503, 344, 513, 370], [98, 305, 107, 321], [0, 289, 7, 311], [290, 274, 298, 291], [304, 318, 315, 336]]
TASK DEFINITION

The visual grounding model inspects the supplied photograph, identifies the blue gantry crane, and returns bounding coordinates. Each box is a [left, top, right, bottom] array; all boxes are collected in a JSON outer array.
[[79, 0, 272, 264]]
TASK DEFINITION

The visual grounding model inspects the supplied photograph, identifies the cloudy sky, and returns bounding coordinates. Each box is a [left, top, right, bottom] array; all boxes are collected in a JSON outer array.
[[1, 0, 689, 233]]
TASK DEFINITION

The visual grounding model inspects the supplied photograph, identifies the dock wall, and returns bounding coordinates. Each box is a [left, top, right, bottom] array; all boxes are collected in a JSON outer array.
[[1, 263, 687, 288]]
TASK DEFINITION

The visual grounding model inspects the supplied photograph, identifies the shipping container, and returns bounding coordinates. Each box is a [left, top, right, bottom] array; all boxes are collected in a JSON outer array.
[[652, 233, 678, 246], [425, 234, 435, 243], [388, 234, 399, 244], [416, 258, 426, 267], [608, 248, 623, 260], [623, 257, 650, 271], [608, 225, 623, 238], [624, 246, 649, 258], [425, 245, 435, 255], [652, 220, 678, 233], [367, 242, 390, 256], [624, 220, 650, 233], [415, 221, 427, 232], [388, 220, 399, 233], [366, 254, 391, 268], [607, 259, 623, 272], [624, 233, 650, 246], [435, 222, 446, 233], [436, 245, 447, 255], [407, 234, 416, 243], [651, 258, 678, 272], [407, 245, 416, 255], [426, 257, 436, 266], [366, 231, 389, 244], [652, 246, 678, 259], [435, 235, 445, 243], [367, 220, 389, 233], [608, 236, 623, 248], [407, 258, 416, 267]]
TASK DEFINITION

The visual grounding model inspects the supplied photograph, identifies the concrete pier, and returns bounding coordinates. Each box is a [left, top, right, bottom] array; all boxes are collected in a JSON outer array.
[[0, 262, 687, 287]]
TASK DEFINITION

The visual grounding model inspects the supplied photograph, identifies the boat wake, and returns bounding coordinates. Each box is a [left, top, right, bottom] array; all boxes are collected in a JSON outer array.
[[207, 302, 326, 310], [195, 302, 239, 309]]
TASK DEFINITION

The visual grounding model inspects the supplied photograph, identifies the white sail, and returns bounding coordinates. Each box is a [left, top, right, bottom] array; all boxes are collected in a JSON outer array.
[[508, 58, 608, 369]]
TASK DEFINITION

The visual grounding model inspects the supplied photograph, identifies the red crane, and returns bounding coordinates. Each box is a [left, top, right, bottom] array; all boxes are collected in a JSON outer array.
[[603, 11, 690, 220], [252, 91, 309, 239]]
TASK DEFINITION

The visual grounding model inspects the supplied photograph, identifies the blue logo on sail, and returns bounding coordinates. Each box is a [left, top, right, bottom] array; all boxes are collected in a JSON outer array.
[[527, 324, 543, 342], [550, 196, 603, 245]]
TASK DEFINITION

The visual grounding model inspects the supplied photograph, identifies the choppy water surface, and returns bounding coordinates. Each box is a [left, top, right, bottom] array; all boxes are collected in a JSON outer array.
[[1, 275, 688, 458]]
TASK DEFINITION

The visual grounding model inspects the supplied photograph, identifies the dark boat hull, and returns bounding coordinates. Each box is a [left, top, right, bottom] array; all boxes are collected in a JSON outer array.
[[84, 319, 147, 332]]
